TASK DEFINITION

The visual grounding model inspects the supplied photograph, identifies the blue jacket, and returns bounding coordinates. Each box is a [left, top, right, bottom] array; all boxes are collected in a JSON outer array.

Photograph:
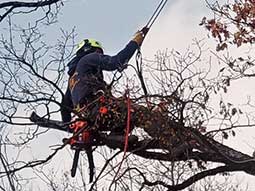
[[61, 40, 139, 122]]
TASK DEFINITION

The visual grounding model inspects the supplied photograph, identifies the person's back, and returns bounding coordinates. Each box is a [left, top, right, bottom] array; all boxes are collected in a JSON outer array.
[[69, 52, 106, 108]]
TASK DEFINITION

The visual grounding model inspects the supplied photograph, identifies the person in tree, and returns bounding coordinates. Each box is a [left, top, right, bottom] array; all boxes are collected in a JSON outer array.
[[59, 29, 147, 180], [60, 28, 147, 133]]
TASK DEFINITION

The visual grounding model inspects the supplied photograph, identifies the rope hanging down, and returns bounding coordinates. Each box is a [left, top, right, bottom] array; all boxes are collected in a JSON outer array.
[[136, 0, 169, 97], [109, 87, 132, 187]]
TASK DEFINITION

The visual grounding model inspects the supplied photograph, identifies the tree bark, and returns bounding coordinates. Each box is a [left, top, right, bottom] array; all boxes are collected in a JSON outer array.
[[30, 110, 255, 176]]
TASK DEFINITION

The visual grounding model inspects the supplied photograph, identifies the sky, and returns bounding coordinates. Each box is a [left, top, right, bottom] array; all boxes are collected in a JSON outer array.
[[2, 0, 255, 190], [54, 0, 255, 189], [55, 0, 210, 54]]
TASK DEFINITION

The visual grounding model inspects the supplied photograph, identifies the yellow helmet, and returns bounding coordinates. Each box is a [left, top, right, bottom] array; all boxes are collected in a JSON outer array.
[[76, 39, 103, 54]]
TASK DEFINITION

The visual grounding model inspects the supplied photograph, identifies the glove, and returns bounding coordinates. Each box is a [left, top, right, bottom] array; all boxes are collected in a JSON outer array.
[[141, 26, 149, 36], [132, 27, 149, 46]]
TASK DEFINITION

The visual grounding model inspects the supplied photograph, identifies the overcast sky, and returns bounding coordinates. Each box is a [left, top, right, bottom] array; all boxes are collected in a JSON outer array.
[[55, 0, 209, 53], [50, 0, 255, 189], [2, 0, 255, 189]]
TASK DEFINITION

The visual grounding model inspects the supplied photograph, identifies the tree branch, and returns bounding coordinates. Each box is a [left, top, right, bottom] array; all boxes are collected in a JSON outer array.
[[29, 111, 255, 177], [0, 0, 62, 22]]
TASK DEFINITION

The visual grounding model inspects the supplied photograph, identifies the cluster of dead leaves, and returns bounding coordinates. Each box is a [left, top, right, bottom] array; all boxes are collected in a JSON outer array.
[[201, 0, 255, 51]]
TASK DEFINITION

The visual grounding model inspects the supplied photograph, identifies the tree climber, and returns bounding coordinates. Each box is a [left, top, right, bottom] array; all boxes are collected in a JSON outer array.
[[59, 29, 149, 179], [60, 28, 147, 134]]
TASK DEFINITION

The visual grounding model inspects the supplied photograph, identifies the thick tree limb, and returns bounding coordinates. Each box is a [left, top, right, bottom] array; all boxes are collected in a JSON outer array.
[[30, 112, 255, 175], [166, 162, 255, 191]]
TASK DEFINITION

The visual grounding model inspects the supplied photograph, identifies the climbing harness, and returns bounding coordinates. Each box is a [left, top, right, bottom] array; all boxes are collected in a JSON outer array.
[[64, 93, 138, 183], [63, 94, 108, 182]]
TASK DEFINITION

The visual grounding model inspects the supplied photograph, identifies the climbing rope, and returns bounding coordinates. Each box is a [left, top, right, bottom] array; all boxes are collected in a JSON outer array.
[[136, 0, 169, 97], [146, 0, 169, 29], [123, 88, 132, 159], [136, 49, 148, 96], [110, 87, 132, 186]]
